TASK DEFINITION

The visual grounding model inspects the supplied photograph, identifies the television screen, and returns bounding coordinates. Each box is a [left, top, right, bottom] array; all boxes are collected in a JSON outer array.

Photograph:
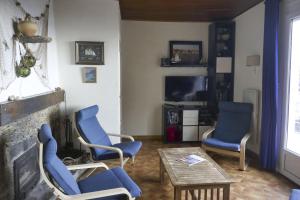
[[165, 76, 208, 102]]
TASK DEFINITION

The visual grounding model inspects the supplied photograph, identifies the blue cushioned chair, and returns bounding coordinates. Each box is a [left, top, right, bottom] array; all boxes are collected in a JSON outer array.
[[202, 101, 253, 170], [290, 189, 300, 200], [38, 124, 141, 200], [75, 105, 142, 168]]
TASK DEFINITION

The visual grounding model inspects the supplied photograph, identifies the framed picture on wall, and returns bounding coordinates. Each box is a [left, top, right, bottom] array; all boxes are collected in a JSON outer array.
[[75, 41, 104, 65], [169, 41, 202, 65], [82, 67, 97, 83]]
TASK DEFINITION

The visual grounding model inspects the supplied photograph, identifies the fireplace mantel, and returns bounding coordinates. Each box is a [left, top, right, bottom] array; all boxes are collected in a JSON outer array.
[[0, 89, 65, 126]]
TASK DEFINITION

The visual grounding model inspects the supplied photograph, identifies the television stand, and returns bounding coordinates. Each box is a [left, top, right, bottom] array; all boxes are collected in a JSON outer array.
[[162, 103, 215, 143]]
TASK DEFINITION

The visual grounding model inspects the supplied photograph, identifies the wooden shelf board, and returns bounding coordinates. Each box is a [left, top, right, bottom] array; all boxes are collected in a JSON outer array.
[[161, 64, 208, 67], [18, 35, 52, 43], [0, 90, 64, 126]]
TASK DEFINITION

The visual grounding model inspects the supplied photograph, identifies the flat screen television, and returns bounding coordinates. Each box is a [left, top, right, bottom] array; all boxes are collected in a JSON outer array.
[[165, 76, 208, 102]]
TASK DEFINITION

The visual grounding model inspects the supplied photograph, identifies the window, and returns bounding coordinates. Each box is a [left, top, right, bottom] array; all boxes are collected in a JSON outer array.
[[286, 18, 300, 155]]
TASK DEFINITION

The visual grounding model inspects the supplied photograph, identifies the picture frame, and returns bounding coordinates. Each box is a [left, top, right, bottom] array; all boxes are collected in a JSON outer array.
[[169, 41, 202, 66], [75, 41, 104, 65], [82, 67, 97, 83]]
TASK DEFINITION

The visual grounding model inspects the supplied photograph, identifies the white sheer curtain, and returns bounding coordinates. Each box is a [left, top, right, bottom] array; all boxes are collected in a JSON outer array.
[[278, 0, 300, 185]]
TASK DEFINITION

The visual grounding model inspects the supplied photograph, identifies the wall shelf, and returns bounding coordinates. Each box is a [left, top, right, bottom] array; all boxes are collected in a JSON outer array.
[[17, 35, 52, 43], [160, 63, 208, 68], [208, 21, 235, 111]]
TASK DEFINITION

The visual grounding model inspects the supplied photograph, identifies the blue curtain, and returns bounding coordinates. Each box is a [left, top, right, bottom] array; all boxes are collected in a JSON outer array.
[[260, 0, 280, 170]]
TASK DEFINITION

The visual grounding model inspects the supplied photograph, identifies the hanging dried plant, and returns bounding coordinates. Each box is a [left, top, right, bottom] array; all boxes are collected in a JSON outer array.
[[20, 51, 36, 68], [16, 65, 31, 78]]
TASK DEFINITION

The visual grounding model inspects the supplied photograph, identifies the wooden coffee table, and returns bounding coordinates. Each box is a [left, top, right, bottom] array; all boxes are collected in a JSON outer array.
[[158, 147, 234, 200]]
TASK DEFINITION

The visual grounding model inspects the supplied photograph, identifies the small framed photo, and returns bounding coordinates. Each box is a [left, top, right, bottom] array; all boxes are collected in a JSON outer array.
[[75, 41, 104, 65], [82, 67, 97, 83], [169, 41, 202, 65]]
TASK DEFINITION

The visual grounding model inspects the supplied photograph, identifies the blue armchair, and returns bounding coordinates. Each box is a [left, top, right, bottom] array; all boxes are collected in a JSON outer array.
[[290, 189, 300, 200], [38, 124, 141, 200], [202, 101, 253, 170], [75, 105, 142, 168]]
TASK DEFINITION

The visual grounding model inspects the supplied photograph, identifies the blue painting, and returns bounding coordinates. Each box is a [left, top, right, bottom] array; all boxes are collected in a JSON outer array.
[[82, 67, 97, 83]]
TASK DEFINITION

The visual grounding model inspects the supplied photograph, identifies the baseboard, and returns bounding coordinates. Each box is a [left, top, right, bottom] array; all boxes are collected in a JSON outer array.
[[131, 135, 162, 141]]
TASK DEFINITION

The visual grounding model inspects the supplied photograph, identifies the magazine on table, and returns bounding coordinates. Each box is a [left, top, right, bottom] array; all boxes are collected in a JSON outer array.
[[177, 154, 206, 166]]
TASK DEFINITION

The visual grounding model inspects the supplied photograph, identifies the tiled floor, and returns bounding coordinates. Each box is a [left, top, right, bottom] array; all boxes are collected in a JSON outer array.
[[103, 140, 297, 200]]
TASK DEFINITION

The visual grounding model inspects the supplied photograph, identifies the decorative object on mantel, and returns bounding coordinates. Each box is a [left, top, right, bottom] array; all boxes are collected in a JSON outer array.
[[7, 95, 19, 101], [75, 41, 104, 65]]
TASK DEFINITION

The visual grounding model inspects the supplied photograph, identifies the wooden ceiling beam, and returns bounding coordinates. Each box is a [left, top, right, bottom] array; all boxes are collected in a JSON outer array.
[[119, 0, 264, 22]]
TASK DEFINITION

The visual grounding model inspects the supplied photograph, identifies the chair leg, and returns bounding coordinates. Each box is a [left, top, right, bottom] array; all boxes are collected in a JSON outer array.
[[132, 156, 135, 165], [239, 150, 247, 171], [120, 157, 124, 168]]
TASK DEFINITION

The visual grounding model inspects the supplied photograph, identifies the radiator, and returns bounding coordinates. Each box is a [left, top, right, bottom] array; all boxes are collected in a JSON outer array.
[[243, 89, 260, 147]]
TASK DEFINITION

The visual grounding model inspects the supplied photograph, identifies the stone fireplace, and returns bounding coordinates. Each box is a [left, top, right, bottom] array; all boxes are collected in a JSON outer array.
[[0, 91, 64, 200], [13, 142, 40, 200]]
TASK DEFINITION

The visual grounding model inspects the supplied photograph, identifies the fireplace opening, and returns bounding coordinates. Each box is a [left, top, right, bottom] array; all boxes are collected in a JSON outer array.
[[13, 145, 40, 200]]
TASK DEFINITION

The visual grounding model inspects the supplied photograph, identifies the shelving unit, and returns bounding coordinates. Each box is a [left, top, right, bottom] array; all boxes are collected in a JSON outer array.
[[182, 110, 199, 141], [162, 104, 214, 143], [161, 21, 236, 143], [208, 21, 235, 112]]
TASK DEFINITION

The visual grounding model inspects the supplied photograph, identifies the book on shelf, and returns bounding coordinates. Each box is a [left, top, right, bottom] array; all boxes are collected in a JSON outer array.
[[177, 154, 206, 166]]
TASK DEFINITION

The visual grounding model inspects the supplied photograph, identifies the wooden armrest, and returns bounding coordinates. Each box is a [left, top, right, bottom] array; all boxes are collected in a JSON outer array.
[[77, 136, 125, 167], [202, 127, 215, 141], [66, 162, 109, 170], [106, 133, 135, 141], [69, 187, 132, 200], [78, 137, 123, 155]]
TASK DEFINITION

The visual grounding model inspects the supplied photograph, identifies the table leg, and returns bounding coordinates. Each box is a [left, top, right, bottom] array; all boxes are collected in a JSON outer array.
[[223, 185, 230, 200], [174, 187, 181, 200], [160, 158, 164, 184], [189, 190, 197, 200]]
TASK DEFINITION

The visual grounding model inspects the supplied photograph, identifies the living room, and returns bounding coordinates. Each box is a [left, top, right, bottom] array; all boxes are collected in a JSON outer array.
[[0, 0, 299, 199]]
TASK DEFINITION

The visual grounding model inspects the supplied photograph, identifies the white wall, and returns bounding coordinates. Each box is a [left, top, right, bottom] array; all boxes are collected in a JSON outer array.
[[0, 0, 59, 102], [234, 3, 265, 154], [121, 21, 209, 136], [54, 0, 121, 144]]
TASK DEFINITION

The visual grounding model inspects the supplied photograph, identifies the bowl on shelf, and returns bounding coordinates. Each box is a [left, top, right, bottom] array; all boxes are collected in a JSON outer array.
[[18, 15, 38, 37]]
